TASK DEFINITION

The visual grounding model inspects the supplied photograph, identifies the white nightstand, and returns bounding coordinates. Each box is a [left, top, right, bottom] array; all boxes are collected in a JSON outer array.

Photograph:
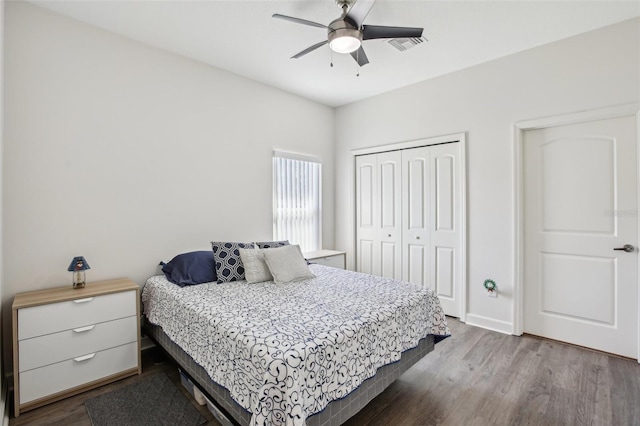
[[304, 249, 346, 269], [12, 278, 141, 416]]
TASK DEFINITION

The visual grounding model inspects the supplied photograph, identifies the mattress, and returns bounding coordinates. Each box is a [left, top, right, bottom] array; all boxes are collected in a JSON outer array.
[[142, 264, 449, 425]]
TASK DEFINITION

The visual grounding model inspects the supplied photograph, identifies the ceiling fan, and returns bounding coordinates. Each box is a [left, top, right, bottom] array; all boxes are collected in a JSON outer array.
[[273, 0, 423, 66]]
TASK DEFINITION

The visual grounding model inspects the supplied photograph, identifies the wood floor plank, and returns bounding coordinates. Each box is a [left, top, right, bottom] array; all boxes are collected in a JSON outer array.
[[591, 355, 613, 426], [608, 355, 640, 425], [9, 317, 640, 426]]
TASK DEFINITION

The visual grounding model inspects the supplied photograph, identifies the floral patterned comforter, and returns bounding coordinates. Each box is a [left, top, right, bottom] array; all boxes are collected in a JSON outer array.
[[142, 264, 449, 425]]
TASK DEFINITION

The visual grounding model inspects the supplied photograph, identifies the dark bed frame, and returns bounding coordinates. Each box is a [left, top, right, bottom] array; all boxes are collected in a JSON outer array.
[[144, 318, 435, 426]]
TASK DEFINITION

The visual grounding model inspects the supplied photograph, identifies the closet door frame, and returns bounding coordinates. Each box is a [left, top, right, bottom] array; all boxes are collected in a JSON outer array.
[[351, 133, 468, 321]]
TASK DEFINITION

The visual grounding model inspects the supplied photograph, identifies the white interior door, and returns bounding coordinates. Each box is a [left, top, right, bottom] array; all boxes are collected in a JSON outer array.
[[524, 116, 638, 358]]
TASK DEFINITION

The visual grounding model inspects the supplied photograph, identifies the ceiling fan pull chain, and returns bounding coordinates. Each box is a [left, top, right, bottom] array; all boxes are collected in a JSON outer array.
[[356, 50, 360, 77], [330, 49, 334, 68]]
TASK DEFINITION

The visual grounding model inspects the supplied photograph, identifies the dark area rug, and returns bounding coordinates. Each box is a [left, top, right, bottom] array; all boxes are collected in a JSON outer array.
[[85, 373, 206, 426]]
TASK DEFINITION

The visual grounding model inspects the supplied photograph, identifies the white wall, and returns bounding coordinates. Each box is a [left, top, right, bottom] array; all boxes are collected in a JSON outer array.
[[334, 18, 640, 333], [2, 1, 334, 365]]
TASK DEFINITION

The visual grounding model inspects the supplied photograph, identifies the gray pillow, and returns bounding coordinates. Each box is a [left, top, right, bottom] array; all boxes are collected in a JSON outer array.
[[239, 248, 273, 284], [263, 244, 315, 284]]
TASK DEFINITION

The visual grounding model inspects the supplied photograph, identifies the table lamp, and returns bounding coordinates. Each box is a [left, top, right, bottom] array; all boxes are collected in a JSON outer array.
[[68, 256, 90, 289]]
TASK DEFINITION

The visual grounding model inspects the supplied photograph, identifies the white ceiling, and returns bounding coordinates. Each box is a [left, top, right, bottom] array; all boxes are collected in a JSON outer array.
[[28, 0, 640, 107]]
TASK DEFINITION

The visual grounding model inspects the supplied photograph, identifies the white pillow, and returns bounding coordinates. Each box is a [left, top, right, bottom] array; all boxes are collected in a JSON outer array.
[[239, 248, 272, 284], [263, 244, 315, 284]]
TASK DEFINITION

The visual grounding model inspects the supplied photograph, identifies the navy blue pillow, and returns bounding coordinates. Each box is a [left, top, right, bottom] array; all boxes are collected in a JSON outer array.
[[255, 240, 290, 249], [160, 251, 216, 287]]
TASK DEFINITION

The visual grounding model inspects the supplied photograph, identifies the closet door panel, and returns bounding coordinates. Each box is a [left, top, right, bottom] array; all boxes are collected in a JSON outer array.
[[402, 147, 430, 286], [356, 154, 378, 275], [358, 240, 374, 275], [407, 243, 427, 284], [380, 161, 397, 228], [381, 242, 400, 279], [407, 159, 427, 229], [430, 143, 461, 317], [435, 247, 454, 298], [435, 155, 454, 231], [358, 164, 375, 228], [377, 151, 402, 280]]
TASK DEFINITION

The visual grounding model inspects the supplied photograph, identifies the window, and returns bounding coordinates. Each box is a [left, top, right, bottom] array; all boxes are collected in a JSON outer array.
[[273, 150, 322, 253]]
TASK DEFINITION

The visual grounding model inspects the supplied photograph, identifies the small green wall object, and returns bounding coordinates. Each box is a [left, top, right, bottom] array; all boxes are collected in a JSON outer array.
[[483, 279, 496, 291]]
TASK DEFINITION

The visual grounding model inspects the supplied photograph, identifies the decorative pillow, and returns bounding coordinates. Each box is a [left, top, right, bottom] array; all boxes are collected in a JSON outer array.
[[160, 251, 216, 287], [254, 240, 290, 249], [263, 244, 316, 284], [211, 242, 253, 283], [239, 248, 273, 284]]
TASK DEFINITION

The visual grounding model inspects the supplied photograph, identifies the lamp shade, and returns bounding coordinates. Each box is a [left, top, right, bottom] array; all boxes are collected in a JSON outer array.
[[68, 256, 91, 272]]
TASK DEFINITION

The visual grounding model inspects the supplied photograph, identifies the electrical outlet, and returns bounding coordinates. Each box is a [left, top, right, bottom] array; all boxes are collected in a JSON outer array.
[[484, 279, 497, 298]]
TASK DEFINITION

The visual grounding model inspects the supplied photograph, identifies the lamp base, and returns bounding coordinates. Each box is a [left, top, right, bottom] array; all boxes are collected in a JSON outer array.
[[73, 270, 86, 289]]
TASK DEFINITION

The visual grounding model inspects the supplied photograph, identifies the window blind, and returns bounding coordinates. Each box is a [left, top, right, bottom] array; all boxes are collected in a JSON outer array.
[[273, 151, 322, 253]]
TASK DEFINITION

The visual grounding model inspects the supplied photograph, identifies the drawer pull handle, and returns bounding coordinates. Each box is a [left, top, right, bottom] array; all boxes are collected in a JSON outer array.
[[73, 297, 94, 304], [74, 353, 96, 362], [73, 325, 95, 333]]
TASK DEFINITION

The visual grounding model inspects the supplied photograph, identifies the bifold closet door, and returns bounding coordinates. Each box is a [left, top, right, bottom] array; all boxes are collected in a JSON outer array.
[[427, 143, 461, 317], [402, 143, 461, 316], [402, 146, 430, 285], [355, 151, 402, 279], [356, 143, 461, 317], [356, 154, 377, 275]]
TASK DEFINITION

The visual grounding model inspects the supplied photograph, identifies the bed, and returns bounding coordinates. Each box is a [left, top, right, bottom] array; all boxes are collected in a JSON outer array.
[[141, 261, 449, 426]]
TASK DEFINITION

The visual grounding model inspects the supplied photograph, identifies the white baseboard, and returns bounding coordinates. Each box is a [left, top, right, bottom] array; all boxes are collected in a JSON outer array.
[[464, 313, 514, 335]]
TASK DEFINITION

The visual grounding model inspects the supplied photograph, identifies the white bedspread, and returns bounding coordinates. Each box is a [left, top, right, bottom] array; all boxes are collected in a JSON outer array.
[[142, 264, 449, 425]]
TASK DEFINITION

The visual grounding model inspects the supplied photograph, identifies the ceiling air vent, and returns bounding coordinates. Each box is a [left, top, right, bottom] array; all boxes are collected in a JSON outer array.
[[388, 37, 426, 52]]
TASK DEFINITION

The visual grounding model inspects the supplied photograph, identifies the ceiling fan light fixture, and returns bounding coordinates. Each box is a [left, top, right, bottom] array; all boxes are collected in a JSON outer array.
[[328, 28, 362, 54]]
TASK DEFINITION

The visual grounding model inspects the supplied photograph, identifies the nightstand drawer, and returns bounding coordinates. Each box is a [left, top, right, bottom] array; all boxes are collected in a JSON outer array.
[[18, 290, 136, 340], [19, 315, 138, 372], [20, 342, 138, 404]]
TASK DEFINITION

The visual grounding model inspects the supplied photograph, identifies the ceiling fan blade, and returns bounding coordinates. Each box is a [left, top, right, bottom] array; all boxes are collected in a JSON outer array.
[[291, 40, 329, 59], [346, 0, 376, 28], [362, 25, 423, 40], [272, 14, 328, 29], [350, 46, 370, 66]]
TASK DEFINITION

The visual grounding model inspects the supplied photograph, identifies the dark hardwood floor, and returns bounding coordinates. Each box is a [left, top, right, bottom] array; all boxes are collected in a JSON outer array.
[[10, 318, 640, 425]]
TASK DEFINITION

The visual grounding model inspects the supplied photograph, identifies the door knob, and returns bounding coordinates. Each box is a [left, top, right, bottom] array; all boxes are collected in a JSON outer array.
[[613, 244, 635, 253]]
